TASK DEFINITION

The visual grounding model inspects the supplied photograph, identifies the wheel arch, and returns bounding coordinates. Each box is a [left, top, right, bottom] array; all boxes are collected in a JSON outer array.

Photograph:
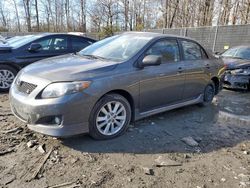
[[211, 76, 220, 94], [98, 89, 135, 122], [0, 62, 22, 72]]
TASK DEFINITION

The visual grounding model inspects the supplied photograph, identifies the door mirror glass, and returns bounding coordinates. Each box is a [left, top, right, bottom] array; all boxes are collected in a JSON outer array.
[[141, 55, 162, 67], [28, 43, 42, 52]]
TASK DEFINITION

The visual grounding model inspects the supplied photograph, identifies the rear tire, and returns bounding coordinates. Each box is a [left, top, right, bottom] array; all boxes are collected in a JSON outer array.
[[199, 82, 215, 107], [89, 93, 131, 140], [0, 65, 18, 92]]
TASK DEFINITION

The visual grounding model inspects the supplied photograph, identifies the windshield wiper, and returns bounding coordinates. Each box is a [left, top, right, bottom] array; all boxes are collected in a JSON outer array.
[[81, 54, 99, 59], [222, 56, 244, 60], [233, 56, 245, 60], [80, 54, 110, 61]]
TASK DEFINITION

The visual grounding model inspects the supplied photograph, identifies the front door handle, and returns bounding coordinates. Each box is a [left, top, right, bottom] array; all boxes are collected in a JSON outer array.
[[205, 64, 210, 69]]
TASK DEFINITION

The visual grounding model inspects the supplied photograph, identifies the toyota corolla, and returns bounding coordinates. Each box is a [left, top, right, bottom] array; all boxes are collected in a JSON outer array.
[[10, 32, 224, 139]]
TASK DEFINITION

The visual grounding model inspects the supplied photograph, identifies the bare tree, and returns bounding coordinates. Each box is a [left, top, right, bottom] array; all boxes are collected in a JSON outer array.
[[245, 0, 250, 24], [80, 0, 87, 32], [169, 0, 179, 28], [23, 0, 32, 31], [65, 0, 70, 31], [12, 0, 21, 32], [0, 1, 7, 30], [120, 0, 129, 31], [34, 0, 40, 31], [0, 0, 250, 34], [231, 0, 239, 25]]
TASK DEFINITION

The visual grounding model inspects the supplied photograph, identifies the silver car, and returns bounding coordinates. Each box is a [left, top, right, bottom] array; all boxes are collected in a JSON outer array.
[[9, 32, 225, 139]]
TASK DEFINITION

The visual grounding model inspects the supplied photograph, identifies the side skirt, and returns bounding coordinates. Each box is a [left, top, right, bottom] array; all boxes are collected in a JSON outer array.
[[135, 94, 204, 121]]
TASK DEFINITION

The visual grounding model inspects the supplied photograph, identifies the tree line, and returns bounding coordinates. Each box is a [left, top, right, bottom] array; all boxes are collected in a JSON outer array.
[[0, 0, 250, 37]]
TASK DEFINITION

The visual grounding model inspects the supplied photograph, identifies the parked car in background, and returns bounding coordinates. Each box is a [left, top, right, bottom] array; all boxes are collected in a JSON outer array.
[[0, 33, 96, 91], [218, 45, 250, 90], [10, 32, 224, 139]]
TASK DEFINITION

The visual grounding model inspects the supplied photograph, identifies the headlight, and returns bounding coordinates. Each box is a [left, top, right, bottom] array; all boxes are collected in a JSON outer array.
[[230, 69, 243, 74], [41, 81, 91, 99]]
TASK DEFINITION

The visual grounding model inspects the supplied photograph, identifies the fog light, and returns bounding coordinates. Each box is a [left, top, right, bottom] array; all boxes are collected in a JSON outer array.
[[54, 116, 62, 125], [35, 115, 62, 125]]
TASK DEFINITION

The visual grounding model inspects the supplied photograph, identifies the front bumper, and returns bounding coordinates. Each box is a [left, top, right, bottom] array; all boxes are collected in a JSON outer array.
[[223, 72, 250, 90], [9, 79, 95, 137]]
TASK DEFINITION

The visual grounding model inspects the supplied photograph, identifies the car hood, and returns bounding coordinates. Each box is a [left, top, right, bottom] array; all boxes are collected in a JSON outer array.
[[222, 57, 250, 69], [0, 44, 12, 52], [22, 54, 119, 81]]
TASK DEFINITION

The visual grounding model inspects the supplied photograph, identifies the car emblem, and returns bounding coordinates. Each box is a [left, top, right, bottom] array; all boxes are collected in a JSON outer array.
[[16, 79, 21, 86], [26, 89, 31, 94]]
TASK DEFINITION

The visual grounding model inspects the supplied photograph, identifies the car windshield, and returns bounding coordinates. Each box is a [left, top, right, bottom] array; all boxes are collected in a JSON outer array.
[[9, 35, 42, 48], [221, 46, 250, 60], [79, 34, 152, 61], [6, 36, 22, 43]]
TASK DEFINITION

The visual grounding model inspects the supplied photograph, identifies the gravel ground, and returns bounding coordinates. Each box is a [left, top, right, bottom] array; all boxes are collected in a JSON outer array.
[[0, 89, 249, 188]]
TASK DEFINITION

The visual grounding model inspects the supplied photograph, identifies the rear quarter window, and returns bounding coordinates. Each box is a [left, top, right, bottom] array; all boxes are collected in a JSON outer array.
[[71, 37, 92, 51]]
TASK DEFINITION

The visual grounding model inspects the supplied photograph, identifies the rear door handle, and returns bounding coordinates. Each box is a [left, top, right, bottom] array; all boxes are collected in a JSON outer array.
[[177, 67, 183, 73], [206, 64, 210, 69]]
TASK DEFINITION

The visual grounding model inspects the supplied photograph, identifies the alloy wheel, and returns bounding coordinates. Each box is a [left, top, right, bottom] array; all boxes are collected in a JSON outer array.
[[96, 101, 127, 136], [204, 85, 214, 102], [0, 69, 15, 89]]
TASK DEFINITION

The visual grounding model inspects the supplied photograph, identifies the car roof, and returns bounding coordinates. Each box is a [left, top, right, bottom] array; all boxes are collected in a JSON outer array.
[[30, 33, 96, 41], [121, 31, 196, 41]]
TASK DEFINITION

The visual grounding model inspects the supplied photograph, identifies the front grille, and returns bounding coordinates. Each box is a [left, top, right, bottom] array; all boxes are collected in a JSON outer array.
[[16, 81, 37, 94]]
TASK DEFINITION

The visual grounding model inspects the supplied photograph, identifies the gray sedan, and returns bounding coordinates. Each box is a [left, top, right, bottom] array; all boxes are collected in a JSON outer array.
[[9, 32, 225, 139]]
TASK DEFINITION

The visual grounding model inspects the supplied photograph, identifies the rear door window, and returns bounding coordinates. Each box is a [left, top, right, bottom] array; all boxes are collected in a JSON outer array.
[[181, 40, 207, 60], [145, 39, 180, 63]]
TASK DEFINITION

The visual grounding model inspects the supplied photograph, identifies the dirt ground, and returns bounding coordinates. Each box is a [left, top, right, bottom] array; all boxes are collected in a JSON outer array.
[[0, 89, 249, 188]]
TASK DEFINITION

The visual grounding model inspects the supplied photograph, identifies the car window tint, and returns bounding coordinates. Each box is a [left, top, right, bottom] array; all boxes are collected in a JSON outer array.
[[38, 38, 52, 50], [71, 37, 91, 51], [54, 38, 67, 50], [146, 39, 180, 63], [181, 40, 202, 60], [235, 48, 250, 60], [37, 37, 68, 51]]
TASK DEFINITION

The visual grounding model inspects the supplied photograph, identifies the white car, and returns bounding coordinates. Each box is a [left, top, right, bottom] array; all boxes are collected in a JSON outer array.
[[68, 32, 86, 36]]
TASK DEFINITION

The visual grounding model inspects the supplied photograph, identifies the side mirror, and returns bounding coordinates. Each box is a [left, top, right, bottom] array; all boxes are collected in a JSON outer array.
[[28, 43, 42, 52], [214, 52, 222, 58], [141, 55, 162, 67]]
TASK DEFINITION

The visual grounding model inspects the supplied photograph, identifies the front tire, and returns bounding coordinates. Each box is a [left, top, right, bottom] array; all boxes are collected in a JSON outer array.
[[0, 65, 18, 92], [89, 93, 131, 140], [199, 83, 215, 107]]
